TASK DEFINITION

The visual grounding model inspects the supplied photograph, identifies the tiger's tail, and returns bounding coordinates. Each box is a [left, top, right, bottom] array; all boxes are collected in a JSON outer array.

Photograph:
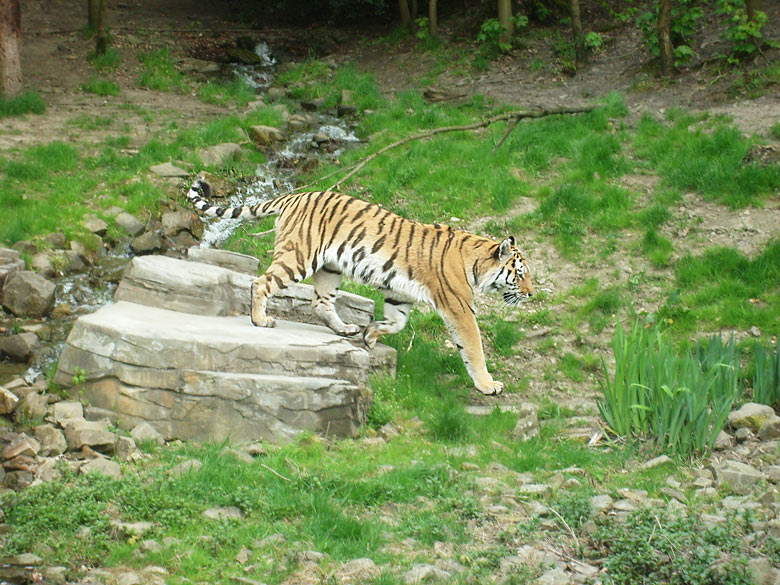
[[186, 179, 286, 220]]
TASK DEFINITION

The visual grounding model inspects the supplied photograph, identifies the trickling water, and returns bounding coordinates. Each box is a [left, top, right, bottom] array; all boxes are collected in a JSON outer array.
[[232, 41, 277, 90], [200, 43, 362, 247]]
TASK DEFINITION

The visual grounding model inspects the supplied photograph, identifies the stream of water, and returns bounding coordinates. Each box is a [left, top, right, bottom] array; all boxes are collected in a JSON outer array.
[[12, 41, 361, 387]]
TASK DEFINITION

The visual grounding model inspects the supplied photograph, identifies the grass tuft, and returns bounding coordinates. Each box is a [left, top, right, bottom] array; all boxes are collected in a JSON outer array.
[[0, 91, 46, 118]]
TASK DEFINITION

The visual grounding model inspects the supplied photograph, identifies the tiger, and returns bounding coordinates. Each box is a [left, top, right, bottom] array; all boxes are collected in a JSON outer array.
[[186, 179, 534, 395]]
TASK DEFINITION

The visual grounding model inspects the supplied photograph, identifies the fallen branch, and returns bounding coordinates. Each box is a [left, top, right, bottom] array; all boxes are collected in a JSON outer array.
[[328, 104, 597, 190]]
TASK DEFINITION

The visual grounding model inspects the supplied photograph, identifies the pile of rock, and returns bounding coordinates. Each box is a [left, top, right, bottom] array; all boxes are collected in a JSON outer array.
[[0, 392, 145, 492], [54, 250, 395, 445]]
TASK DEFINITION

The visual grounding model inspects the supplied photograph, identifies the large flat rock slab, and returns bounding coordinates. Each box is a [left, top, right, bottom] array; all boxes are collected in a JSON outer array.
[[115, 255, 375, 327], [55, 301, 396, 443]]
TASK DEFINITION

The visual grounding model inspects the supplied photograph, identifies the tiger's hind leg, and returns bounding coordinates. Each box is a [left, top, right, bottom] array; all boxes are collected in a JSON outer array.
[[363, 296, 411, 349], [251, 252, 307, 328], [312, 268, 360, 336]]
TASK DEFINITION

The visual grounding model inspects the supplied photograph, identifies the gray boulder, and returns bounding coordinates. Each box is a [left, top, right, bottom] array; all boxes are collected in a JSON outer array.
[[0, 332, 40, 362], [162, 210, 203, 239], [249, 125, 284, 146], [1, 270, 56, 317], [54, 301, 395, 443], [728, 403, 777, 432], [130, 232, 164, 255], [198, 143, 242, 166], [64, 419, 116, 451], [149, 162, 188, 177], [186, 247, 259, 274], [114, 255, 374, 328], [115, 212, 145, 236]]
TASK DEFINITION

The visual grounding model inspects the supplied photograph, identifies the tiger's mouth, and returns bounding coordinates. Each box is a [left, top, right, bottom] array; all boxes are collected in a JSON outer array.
[[503, 291, 532, 306]]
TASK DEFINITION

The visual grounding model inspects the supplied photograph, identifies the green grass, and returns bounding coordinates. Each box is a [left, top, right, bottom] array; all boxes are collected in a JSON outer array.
[[87, 48, 122, 72], [139, 49, 188, 92], [634, 111, 780, 207], [81, 76, 120, 96], [197, 78, 258, 106], [661, 240, 780, 333], [0, 90, 46, 118]]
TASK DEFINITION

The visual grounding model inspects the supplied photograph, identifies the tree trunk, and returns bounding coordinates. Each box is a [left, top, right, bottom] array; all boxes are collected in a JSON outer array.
[[429, 0, 437, 38], [88, 0, 100, 29], [411, 0, 418, 21], [497, 0, 513, 47], [569, 0, 587, 64], [657, 0, 674, 76], [399, 0, 412, 29], [95, 0, 107, 55], [745, 0, 761, 22], [0, 0, 22, 98]]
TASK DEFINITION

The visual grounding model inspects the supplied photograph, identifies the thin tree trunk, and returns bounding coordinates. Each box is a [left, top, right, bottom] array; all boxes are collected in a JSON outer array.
[[88, 0, 99, 29], [0, 0, 22, 97], [657, 0, 674, 76], [429, 0, 438, 38], [569, 0, 587, 64], [745, 0, 761, 22], [399, 0, 411, 29], [411, 0, 418, 21], [497, 0, 513, 47], [95, 0, 107, 55]]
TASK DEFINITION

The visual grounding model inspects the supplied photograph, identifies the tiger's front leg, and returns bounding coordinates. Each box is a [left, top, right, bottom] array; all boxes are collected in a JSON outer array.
[[439, 307, 503, 396], [251, 254, 305, 328]]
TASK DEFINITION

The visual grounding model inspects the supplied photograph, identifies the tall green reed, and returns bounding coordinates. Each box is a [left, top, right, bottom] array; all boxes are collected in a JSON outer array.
[[599, 321, 740, 457]]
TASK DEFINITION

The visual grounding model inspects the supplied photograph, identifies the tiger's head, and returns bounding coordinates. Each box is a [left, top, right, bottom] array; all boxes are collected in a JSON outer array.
[[482, 237, 534, 306]]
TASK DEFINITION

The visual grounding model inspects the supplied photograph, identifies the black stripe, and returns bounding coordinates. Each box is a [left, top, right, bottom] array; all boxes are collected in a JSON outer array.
[[231, 207, 242, 219], [391, 218, 402, 248], [323, 266, 340, 275], [385, 297, 404, 306], [281, 264, 295, 280], [371, 235, 387, 254], [382, 249, 398, 272]]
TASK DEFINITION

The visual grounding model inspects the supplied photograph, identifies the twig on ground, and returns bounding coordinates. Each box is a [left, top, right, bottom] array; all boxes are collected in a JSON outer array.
[[260, 463, 291, 482]]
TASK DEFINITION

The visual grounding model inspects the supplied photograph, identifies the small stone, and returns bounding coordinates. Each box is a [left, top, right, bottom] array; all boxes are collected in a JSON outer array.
[[235, 546, 251, 564], [340, 89, 355, 105], [519, 483, 552, 497], [115, 212, 145, 236], [34, 424, 67, 457], [198, 143, 242, 166], [640, 455, 672, 470], [130, 422, 164, 445], [111, 521, 154, 537], [130, 232, 164, 255], [64, 419, 116, 451], [403, 563, 450, 584], [758, 416, 780, 441], [1, 270, 56, 318], [750, 326, 762, 338], [202, 506, 244, 520], [300, 550, 328, 564], [149, 162, 189, 177], [7, 553, 43, 566], [341, 557, 379, 581], [42, 566, 67, 585], [0, 386, 19, 414], [83, 214, 108, 237], [161, 211, 202, 239], [728, 403, 777, 432], [31, 253, 56, 278], [714, 460, 765, 495], [248, 125, 284, 146], [81, 458, 122, 479], [590, 494, 613, 513], [713, 430, 735, 450], [115, 436, 141, 462], [2, 433, 41, 460], [748, 557, 777, 585], [15, 390, 48, 421], [766, 466, 780, 484], [535, 567, 571, 585], [139, 539, 163, 554], [52, 401, 84, 424], [45, 233, 66, 249], [735, 427, 753, 442], [116, 571, 142, 585], [0, 332, 39, 362], [170, 459, 203, 477], [241, 442, 268, 457], [513, 402, 540, 441]]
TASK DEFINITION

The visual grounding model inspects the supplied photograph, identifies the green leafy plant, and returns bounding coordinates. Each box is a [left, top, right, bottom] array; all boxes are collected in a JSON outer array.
[[636, 0, 702, 66], [752, 340, 780, 408], [717, 0, 773, 64], [584, 31, 603, 51], [477, 18, 511, 55], [596, 507, 759, 585], [599, 321, 740, 457]]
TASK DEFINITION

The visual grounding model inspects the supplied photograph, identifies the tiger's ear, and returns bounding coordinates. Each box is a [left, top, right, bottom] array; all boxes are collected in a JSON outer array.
[[496, 236, 515, 260]]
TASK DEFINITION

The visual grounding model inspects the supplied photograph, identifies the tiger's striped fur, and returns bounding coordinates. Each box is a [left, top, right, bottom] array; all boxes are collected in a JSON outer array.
[[187, 179, 533, 395]]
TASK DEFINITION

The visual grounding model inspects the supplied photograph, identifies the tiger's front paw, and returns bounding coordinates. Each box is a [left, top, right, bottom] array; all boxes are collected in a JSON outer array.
[[363, 328, 379, 349], [476, 379, 504, 396], [337, 324, 361, 337], [251, 315, 276, 328]]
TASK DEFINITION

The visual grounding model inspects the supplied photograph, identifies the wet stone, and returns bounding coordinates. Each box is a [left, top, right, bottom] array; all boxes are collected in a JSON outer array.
[[1, 270, 56, 318], [115, 212, 145, 236]]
